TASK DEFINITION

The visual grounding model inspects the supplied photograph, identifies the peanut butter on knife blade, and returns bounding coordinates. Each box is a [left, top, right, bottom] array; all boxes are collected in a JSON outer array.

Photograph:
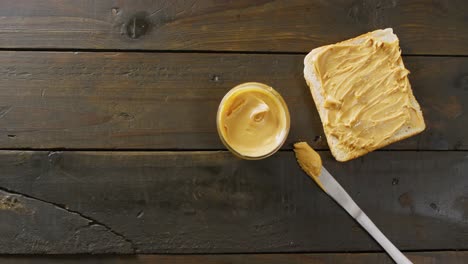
[[293, 142, 324, 190]]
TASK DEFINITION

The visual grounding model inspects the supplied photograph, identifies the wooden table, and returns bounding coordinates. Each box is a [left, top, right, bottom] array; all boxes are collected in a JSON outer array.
[[0, 1, 466, 263]]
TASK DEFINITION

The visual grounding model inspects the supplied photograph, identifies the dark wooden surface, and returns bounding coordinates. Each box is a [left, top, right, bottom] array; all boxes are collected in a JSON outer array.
[[0, 0, 466, 54], [0, 0, 467, 263], [0, 52, 466, 150], [1, 251, 467, 264], [0, 150, 467, 253]]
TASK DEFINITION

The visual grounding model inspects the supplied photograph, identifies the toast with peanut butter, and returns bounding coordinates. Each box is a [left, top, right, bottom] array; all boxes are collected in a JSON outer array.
[[304, 28, 425, 162]]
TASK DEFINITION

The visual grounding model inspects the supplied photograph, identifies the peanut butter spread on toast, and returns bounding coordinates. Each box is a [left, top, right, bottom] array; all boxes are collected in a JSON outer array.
[[314, 37, 425, 152]]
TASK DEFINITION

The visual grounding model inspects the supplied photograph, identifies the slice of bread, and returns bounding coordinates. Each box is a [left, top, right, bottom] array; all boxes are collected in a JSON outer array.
[[304, 28, 425, 162]]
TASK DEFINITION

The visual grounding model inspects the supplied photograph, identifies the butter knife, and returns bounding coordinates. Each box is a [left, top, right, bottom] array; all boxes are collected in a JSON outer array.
[[294, 142, 412, 264]]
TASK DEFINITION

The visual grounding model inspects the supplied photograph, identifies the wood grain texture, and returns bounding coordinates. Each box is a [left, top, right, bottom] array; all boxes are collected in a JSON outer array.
[[0, 189, 133, 254], [0, 150, 466, 253], [1, 251, 468, 264], [0, 52, 466, 150], [0, 0, 466, 54]]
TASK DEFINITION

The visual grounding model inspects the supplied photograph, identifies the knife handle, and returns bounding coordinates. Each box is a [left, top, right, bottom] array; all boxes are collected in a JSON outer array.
[[355, 212, 413, 264]]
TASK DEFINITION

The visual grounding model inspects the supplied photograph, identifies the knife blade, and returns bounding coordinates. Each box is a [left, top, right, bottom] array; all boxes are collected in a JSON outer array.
[[317, 167, 412, 264]]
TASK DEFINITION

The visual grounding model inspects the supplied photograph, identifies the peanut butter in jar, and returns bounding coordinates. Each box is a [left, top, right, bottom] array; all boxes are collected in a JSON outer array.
[[217, 82, 290, 159]]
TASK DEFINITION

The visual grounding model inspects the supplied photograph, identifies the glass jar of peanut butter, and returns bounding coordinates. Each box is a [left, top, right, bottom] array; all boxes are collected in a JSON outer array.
[[217, 82, 290, 160]]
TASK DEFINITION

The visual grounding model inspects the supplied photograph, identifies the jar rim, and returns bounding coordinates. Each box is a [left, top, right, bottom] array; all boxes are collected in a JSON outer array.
[[216, 82, 291, 160]]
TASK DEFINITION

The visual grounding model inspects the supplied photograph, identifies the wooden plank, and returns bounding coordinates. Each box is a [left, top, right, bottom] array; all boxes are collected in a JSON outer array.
[[0, 189, 133, 254], [0, 52, 466, 150], [0, 150, 466, 253], [1, 251, 468, 264], [0, 0, 466, 54]]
